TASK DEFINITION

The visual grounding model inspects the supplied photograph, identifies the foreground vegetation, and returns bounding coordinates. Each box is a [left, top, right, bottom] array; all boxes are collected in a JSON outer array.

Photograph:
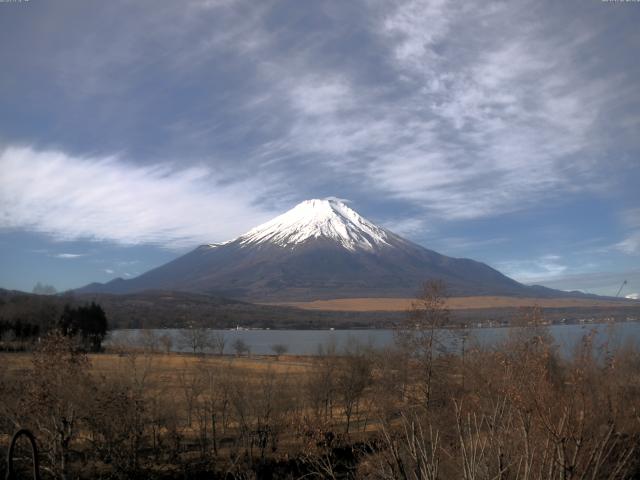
[[2, 310, 640, 478]]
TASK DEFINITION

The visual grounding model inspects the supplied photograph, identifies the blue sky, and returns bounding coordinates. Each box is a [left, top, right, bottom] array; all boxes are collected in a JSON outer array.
[[0, 0, 638, 297]]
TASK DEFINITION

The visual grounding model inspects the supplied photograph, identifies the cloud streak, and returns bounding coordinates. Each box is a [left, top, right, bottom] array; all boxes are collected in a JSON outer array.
[[54, 253, 85, 259], [616, 208, 640, 255], [0, 146, 276, 248], [497, 254, 569, 284]]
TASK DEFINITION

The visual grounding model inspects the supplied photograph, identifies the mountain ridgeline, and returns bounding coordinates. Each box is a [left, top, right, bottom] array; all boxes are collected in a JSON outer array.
[[77, 199, 581, 301]]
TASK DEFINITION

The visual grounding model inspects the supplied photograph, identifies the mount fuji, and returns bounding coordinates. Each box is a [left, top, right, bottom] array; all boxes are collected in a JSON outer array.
[[77, 199, 574, 301]]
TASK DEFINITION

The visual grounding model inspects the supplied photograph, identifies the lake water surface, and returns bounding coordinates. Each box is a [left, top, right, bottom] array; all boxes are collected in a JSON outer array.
[[107, 322, 640, 356]]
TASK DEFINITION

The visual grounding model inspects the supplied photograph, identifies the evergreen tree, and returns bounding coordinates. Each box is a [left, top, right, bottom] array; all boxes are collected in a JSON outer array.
[[57, 302, 109, 351]]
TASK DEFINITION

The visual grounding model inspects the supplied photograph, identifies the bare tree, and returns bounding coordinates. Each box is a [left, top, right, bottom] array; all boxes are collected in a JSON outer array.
[[306, 341, 338, 424], [232, 338, 250, 357], [336, 341, 373, 433], [159, 333, 173, 354], [196, 362, 232, 456], [211, 332, 226, 356], [396, 280, 450, 407], [85, 376, 149, 476], [271, 343, 288, 359], [179, 324, 212, 355], [370, 346, 411, 422], [139, 329, 159, 353], [23, 332, 92, 479], [375, 413, 441, 480], [178, 362, 203, 427]]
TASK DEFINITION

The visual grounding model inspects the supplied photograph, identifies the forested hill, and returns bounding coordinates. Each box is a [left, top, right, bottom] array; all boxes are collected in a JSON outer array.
[[0, 288, 399, 330]]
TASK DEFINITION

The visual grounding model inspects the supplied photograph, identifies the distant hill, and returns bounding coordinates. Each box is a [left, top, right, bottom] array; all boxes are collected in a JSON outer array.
[[0, 288, 398, 330], [2, 288, 637, 330], [74, 290, 392, 329], [76, 199, 596, 302]]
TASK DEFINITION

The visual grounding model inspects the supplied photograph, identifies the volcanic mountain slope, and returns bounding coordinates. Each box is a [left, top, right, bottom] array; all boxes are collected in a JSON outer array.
[[77, 199, 582, 301]]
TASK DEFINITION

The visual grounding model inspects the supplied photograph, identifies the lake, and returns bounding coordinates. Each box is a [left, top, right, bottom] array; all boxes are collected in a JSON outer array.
[[106, 321, 640, 357]]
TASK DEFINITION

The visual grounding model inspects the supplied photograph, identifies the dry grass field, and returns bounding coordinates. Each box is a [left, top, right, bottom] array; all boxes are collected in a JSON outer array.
[[1, 351, 318, 428], [1, 351, 314, 386], [270, 295, 634, 311]]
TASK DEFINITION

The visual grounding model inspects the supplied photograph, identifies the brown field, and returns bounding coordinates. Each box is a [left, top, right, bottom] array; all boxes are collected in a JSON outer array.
[[1, 351, 314, 382], [269, 295, 634, 311]]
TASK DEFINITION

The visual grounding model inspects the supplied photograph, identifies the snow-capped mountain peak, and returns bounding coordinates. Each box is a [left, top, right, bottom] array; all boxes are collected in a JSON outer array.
[[79, 199, 579, 301], [237, 199, 391, 251]]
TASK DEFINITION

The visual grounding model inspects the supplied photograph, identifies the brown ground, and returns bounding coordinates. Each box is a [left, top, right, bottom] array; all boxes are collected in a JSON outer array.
[[1, 351, 315, 383], [268, 296, 635, 312]]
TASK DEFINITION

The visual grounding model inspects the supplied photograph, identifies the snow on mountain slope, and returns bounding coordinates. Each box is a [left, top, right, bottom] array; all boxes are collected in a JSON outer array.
[[234, 199, 392, 251], [77, 198, 593, 301]]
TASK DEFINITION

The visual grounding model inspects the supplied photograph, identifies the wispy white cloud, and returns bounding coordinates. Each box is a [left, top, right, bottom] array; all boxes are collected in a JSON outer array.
[[622, 208, 640, 227], [249, 0, 629, 221], [497, 254, 569, 284], [323, 196, 352, 204], [363, 1, 621, 219], [54, 253, 85, 259], [104, 269, 115, 275], [382, 217, 430, 239], [116, 260, 140, 267], [617, 234, 640, 255], [289, 77, 354, 116], [614, 208, 640, 255], [0, 146, 276, 248]]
